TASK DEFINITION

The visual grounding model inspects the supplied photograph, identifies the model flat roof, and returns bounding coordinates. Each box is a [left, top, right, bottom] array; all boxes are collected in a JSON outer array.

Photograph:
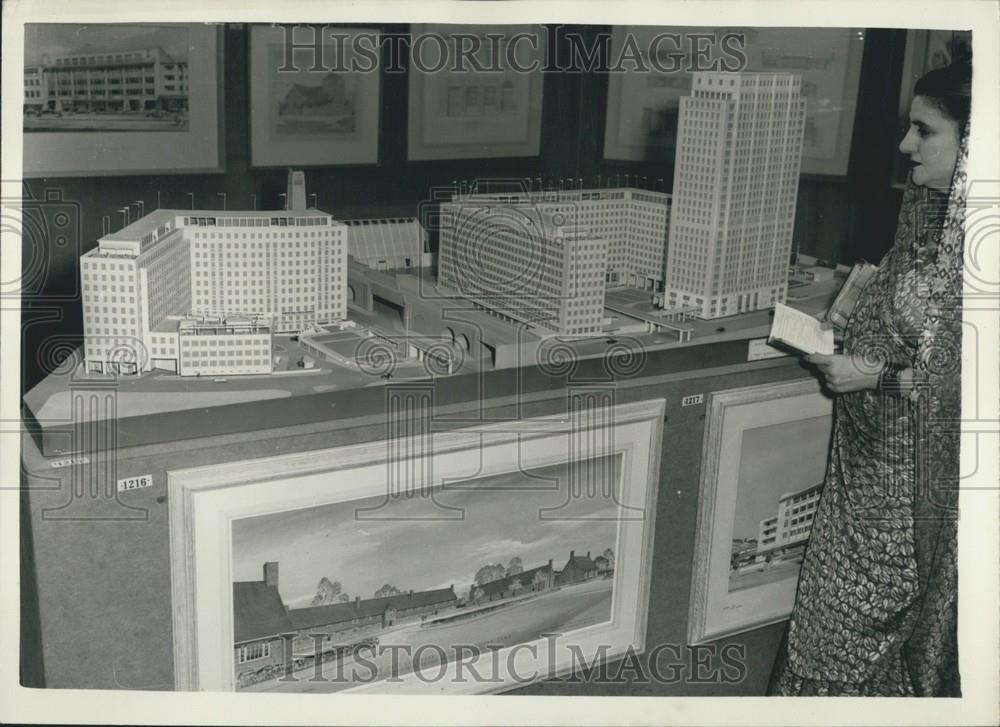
[[100, 207, 332, 243]]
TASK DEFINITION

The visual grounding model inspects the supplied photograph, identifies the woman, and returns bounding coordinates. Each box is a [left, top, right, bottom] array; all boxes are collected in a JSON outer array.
[[769, 62, 970, 697]]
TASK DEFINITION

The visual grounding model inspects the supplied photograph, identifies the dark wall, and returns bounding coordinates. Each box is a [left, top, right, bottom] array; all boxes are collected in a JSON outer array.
[[20, 25, 908, 395]]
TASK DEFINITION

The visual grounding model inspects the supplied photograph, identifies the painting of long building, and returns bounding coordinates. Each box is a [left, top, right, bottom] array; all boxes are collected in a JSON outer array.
[[229, 456, 623, 692]]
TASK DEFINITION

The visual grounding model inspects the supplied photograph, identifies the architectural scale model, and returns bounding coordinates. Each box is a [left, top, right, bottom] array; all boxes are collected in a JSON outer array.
[[437, 187, 671, 335], [80, 172, 347, 376], [663, 71, 806, 319], [343, 217, 431, 272], [78, 72, 815, 380]]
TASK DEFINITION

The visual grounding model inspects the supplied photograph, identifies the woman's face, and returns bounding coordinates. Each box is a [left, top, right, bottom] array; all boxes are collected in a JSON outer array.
[[899, 95, 961, 190]]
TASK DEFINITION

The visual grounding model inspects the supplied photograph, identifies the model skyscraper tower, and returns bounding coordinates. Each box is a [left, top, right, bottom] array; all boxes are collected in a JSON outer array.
[[664, 72, 806, 318]]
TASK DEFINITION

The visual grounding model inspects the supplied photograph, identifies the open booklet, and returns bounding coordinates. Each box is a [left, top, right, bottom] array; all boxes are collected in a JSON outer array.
[[768, 302, 835, 355]]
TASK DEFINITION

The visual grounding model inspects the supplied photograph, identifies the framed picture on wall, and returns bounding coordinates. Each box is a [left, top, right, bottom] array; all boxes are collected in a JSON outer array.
[[891, 29, 972, 188], [22, 23, 224, 177], [688, 379, 833, 644], [170, 398, 664, 693], [406, 24, 545, 161], [603, 26, 864, 175], [249, 25, 381, 167]]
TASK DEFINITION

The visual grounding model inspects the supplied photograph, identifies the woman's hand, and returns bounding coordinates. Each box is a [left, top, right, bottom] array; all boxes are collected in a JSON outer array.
[[804, 353, 881, 394]]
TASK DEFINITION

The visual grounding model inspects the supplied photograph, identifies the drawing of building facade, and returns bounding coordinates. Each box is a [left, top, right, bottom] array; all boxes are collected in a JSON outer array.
[[81, 207, 347, 375], [754, 482, 822, 562], [437, 203, 608, 335], [664, 72, 806, 318]]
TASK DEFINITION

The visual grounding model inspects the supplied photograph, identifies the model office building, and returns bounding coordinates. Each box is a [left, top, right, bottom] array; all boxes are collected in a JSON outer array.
[[437, 203, 609, 335], [664, 72, 806, 319], [81, 206, 347, 376], [23, 47, 188, 114], [437, 188, 670, 335]]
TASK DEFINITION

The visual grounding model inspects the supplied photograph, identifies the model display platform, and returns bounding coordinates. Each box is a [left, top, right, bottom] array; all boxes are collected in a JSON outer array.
[[23, 267, 840, 456]]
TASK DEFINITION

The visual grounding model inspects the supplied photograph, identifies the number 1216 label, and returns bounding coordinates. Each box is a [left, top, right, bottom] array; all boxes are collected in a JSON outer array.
[[117, 474, 153, 492]]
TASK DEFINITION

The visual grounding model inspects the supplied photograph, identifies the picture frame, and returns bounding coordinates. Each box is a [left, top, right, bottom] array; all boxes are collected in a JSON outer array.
[[169, 398, 664, 693], [249, 25, 381, 167], [603, 26, 864, 175], [891, 29, 972, 188], [688, 379, 833, 644], [406, 24, 545, 161], [22, 23, 224, 177]]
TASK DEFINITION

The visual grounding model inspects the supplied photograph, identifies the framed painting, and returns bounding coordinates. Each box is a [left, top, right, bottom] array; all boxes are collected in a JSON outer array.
[[249, 25, 381, 167], [688, 379, 833, 644], [169, 398, 664, 693], [603, 26, 864, 175], [22, 23, 224, 177], [891, 29, 972, 188], [407, 24, 545, 161]]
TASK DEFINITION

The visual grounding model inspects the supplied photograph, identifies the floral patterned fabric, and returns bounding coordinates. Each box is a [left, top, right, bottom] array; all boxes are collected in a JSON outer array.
[[769, 125, 967, 697]]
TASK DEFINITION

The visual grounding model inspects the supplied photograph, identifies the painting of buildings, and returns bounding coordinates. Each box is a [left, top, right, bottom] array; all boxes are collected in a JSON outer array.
[[23, 24, 190, 132], [275, 71, 356, 135], [230, 455, 623, 692], [728, 415, 831, 593]]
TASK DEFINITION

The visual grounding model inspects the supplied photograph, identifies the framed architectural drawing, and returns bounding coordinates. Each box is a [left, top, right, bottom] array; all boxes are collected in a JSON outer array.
[[22, 23, 224, 177], [892, 29, 972, 188], [603, 26, 864, 175], [249, 25, 381, 167], [407, 24, 545, 161], [688, 379, 833, 644], [170, 398, 664, 693]]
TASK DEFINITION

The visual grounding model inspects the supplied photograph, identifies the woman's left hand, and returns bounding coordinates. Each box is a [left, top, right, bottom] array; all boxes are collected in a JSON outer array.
[[804, 353, 880, 394]]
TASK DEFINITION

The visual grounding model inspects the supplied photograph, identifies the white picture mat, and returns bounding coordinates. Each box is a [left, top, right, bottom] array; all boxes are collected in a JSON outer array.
[[170, 401, 663, 692], [22, 23, 223, 177], [689, 379, 833, 643], [249, 25, 381, 167]]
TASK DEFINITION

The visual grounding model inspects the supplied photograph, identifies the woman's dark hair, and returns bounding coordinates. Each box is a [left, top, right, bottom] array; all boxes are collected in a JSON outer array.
[[914, 62, 972, 128]]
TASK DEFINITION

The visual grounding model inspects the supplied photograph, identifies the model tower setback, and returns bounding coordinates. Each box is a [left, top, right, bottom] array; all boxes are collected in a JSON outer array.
[[664, 72, 806, 318]]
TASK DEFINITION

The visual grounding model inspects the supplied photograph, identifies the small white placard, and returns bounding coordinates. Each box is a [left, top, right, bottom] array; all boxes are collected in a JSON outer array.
[[49, 456, 90, 469], [747, 337, 794, 361], [117, 474, 154, 493], [681, 394, 704, 407]]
